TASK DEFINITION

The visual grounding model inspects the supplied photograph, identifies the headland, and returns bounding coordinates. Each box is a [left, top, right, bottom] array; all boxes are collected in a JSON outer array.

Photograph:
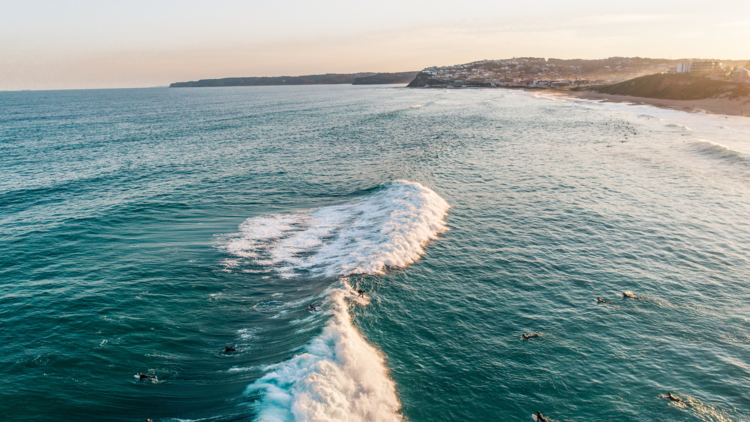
[[170, 72, 418, 88], [406, 57, 750, 116]]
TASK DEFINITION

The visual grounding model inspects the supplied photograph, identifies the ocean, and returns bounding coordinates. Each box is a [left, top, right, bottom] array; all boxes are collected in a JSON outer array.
[[2, 85, 750, 422]]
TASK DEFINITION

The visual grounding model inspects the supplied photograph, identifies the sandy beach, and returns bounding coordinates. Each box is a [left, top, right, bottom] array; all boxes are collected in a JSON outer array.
[[540, 89, 750, 117]]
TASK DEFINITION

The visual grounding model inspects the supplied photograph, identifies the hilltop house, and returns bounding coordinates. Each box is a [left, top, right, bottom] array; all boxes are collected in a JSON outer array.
[[731, 68, 750, 83]]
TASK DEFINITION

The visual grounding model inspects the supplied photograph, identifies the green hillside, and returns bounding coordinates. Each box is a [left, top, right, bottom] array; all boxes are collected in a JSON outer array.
[[592, 74, 750, 100]]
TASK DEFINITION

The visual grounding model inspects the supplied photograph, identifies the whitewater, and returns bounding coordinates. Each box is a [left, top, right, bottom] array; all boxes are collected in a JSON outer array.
[[224, 181, 449, 421]]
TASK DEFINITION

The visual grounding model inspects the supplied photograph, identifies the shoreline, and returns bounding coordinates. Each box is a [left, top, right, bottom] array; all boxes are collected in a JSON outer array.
[[535, 89, 750, 117]]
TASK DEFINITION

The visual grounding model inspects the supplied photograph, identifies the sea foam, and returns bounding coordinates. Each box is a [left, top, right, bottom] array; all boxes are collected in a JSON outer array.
[[225, 180, 450, 278], [232, 181, 449, 421], [246, 283, 399, 422]]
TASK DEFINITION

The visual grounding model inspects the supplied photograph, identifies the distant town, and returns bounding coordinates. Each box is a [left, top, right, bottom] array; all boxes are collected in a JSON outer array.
[[169, 57, 750, 93], [407, 57, 750, 89]]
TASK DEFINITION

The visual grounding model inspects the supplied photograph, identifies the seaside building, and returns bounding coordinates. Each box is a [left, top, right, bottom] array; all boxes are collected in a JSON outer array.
[[732, 68, 750, 82], [676, 62, 722, 74]]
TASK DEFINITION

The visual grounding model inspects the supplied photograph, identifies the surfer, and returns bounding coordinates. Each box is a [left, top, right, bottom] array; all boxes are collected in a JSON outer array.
[[536, 411, 549, 422], [357, 289, 366, 298], [307, 304, 318, 312], [522, 333, 540, 339], [622, 291, 639, 299], [664, 392, 681, 402], [136, 373, 155, 380], [224, 346, 237, 353], [597, 297, 612, 305]]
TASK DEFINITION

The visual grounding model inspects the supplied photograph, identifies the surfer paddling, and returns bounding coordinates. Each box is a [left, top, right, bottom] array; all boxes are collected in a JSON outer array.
[[535, 411, 549, 422], [224, 346, 237, 353], [660, 392, 681, 402], [135, 373, 156, 380], [306, 304, 319, 312], [522, 333, 540, 339], [597, 297, 613, 305]]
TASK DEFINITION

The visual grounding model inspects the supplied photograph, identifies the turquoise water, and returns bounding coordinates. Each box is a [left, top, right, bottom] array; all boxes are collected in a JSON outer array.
[[3, 85, 750, 421]]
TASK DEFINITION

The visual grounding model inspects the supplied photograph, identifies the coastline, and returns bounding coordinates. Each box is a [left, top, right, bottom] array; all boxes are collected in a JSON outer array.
[[538, 89, 750, 117]]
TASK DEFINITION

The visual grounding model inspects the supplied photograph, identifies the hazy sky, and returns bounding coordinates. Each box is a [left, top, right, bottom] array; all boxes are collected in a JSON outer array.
[[2, 0, 748, 90]]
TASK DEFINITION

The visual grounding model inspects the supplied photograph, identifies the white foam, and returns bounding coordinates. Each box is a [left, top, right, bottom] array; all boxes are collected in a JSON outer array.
[[237, 327, 264, 340], [236, 181, 449, 422], [532, 93, 567, 102], [225, 215, 299, 259], [246, 285, 402, 422], [694, 139, 729, 149], [666, 123, 692, 131], [229, 366, 260, 373], [225, 180, 450, 278]]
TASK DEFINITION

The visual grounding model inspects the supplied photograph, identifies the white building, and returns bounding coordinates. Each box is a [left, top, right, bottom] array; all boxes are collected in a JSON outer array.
[[731, 68, 750, 83], [676, 62, 722, 74]]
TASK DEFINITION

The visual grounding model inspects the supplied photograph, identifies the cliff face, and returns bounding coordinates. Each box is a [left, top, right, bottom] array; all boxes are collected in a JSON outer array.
[[406, 72, 444, 87], [593, 74, 750, 100]]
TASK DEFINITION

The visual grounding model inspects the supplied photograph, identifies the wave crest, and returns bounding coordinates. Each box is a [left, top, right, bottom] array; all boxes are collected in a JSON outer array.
[[224, 180, 450, 278], [233, 181, 449, 421], [689, 140, 750, 165], [246, 283, 401, 422]]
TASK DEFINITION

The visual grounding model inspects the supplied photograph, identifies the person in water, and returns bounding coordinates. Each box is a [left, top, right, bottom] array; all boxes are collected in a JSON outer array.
[[357, 290, 365, 298], [536, 411, 549, 422], [224, 346, 237, 353], [666, 392, 681, 402], [522, 333, 540, 339], [597, 297, 612, 305], [308, 304, 318, 311], [137, 372, 155, 380]]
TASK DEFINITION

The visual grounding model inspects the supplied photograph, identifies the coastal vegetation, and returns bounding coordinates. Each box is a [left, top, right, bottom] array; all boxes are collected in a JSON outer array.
[[591, 74, 750, 100], [352, 72, 418, 85], [171, 72, 416, 87]]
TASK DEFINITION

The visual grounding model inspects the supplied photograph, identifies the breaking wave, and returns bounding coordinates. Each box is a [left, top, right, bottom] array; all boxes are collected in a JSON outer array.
[[224, 180, 450, 278], [689, 140, 750, 166], [246, 281, 400, 422], [666, 123, 692, 131], [228, 181, 450, 421]]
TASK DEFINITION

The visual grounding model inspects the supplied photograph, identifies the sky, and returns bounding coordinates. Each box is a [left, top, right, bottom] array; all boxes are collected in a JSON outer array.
[[1, 0, 749, 90]]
